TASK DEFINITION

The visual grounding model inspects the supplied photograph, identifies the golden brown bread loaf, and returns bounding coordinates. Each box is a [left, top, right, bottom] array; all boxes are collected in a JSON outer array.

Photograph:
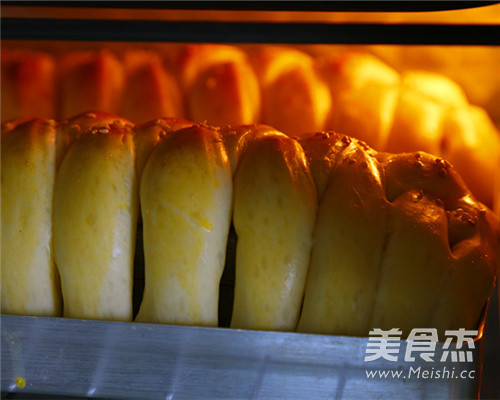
[[384, 70, 468, 156], [136, 125, 232, 326], [2, 44, 497, 205], [318, 51, 499, 207], [59, 50, 124, 119], [121, 50, 184, 124], [53, 118, 138, 321], [1, 49, 56, 122], [251, 47, 331, 136], [1, 118, 61, 316], [367, 45, 500, 123], [400, 70, 468, 108], [178, 45, 260, 127], [319, 52, 400, 150], [230, 129, 317, 331], [297, 132, 498, 337], [441, 105, 500, 207]]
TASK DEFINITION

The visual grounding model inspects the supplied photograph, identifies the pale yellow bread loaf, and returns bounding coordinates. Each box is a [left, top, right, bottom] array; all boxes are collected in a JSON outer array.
[[179, 45, 260, 126], [319, 52, 400, 150], [1, 118, 61, 316], [53, 122, 138, 321], [1, 49, 56, 122], [370, 191, 453, 337], [251, 46, 331, 136], [133, 118, 193, 223], [298, 131, 358, 199], [231, 134, 317, 331], [296, 144, 390, 336], [441, 105, 500, 207], [59, 50, 124, 119], [57, 111, 133, 168], [136, 125, 232, 326], [221, 124, 279, 175], [297, 136, 497, 337], [121, 50, 184, 124], [134, 117, 193, 178]]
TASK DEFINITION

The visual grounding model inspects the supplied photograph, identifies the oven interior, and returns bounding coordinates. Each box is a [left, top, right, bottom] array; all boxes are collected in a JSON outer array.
[[1, 3, 499, 400]]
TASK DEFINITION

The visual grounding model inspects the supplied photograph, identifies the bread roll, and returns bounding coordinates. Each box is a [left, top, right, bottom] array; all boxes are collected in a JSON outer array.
[[400, 70, 468, 108], [1, 49, 56, 122], [384, 88, 446, 155], [369, 190, 452, 337], [384, 69, 499, 207], [297, 137, 497, 337], [441, 105, 500, 207], [221, 124, 279, 175], [1, 118, 61, 316], [53, 121, 137, 321], [383, 70, 468, 156], [427, 200, 498, 334], [368, 45, 500, 122], [332, 84, 399, 151], [179, 45, 260, 126], [231, 134, 317, 331], [297, 143, 390, 336], [317, 51, 498, 206], [380, 153, 497, 334], [252, 46, 331, 136], [320, 52, 399, 149], [57, 111, 133, 168], [320, 52, 400, 93], [134, 117, 193, 178], [121, 50, 184, 124], [136, 125, 232, 326], [298, 131, 357, 200], [179, 44, 246, 90], [59, 50, 124, 119]]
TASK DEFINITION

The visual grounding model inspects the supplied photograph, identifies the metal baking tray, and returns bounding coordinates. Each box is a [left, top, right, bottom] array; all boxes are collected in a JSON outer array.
[[1, 313, 485, 400]]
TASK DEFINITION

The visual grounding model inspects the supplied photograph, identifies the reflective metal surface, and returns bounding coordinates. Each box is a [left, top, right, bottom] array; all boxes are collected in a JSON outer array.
[[1, 315, 482, 399]]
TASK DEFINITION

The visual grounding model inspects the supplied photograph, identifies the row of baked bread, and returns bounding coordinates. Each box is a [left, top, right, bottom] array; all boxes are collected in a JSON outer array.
[[2, 112, 498, 337], [2, 45, 499, 207], [1, 48, 183, 126]]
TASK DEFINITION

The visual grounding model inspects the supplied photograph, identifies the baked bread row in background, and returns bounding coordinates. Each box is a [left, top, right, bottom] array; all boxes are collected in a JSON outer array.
[[1, 112, 498, 338], [2, 45, 499, 209]]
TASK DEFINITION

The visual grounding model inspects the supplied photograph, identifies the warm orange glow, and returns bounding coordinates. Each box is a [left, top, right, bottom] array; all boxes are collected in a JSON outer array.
[[1, 40, 499, 208], [2, 4, 500, 24]]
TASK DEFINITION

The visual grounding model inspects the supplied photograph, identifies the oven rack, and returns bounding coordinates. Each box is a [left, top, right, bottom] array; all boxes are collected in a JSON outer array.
[[1, 314, 484, 400]]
